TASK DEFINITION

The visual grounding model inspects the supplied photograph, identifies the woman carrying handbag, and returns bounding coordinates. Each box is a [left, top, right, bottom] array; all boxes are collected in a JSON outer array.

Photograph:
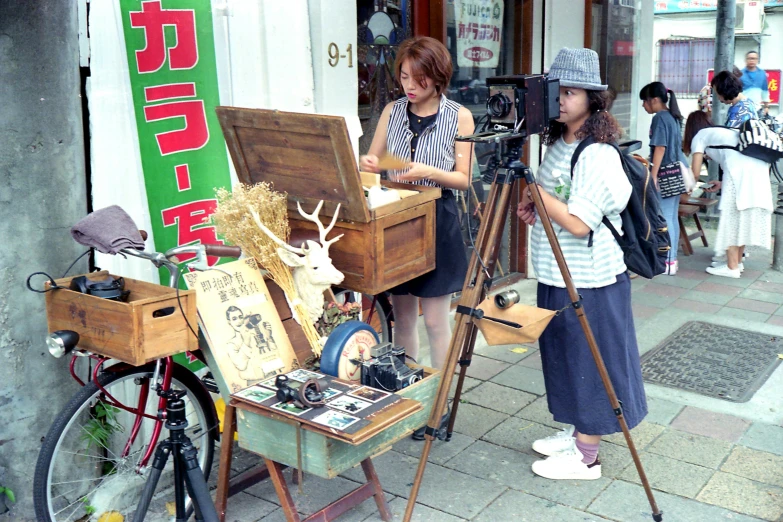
[[639, 82, 691, 276]]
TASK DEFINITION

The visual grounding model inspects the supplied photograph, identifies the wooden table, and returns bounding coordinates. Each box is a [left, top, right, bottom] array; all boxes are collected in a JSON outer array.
[[215, 396, 423, 522]]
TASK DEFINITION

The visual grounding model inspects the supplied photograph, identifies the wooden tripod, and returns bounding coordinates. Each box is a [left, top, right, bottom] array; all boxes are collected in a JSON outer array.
[[403, 136, 663, 522]]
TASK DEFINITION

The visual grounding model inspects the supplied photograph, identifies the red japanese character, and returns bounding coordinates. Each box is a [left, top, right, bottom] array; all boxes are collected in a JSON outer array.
[[130, 0, 198, 74], [143, 83, 209, 155], [161, 199, 223, 266]]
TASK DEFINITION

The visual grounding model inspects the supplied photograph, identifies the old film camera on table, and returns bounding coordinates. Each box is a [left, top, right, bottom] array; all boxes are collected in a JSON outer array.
[[402, 74, 664, 522]]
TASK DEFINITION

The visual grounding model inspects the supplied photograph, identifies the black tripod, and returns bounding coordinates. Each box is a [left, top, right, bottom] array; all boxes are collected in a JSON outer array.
[[133, 390, 219, 522], [404, 133, 663, 522]]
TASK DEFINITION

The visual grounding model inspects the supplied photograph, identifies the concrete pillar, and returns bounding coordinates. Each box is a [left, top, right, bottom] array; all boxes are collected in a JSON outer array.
[[0, 1, 87, 517]]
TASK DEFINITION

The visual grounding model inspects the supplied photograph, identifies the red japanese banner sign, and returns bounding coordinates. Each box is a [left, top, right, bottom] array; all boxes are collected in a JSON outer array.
[[120, 0, 232, 270]]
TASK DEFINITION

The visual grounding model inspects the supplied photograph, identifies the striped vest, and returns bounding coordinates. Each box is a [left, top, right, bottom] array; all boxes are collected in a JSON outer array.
[[385, 95, 461, 188]]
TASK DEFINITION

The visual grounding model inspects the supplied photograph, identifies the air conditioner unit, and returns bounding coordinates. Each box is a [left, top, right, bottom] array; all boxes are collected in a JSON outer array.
[[736, 0, 765, 34]]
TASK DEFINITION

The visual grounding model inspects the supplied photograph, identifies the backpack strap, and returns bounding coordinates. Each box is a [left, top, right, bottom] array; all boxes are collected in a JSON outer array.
[[569, 136, 622, 248], [570, 136, 597, 178]]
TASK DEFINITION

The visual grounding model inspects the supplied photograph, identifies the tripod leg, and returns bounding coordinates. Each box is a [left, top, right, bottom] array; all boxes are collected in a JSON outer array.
[[524, 176, 663, 521], [404, 175, 517, 522], [446, 170, 510, 439], [132, 442, 171, 522], [182, 441, 220, 522]]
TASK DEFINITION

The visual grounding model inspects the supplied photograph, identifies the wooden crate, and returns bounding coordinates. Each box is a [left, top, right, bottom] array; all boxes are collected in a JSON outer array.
[[234, 367, 441, 479], [45, 271, 198, 366], [216, 107, 440, 295]]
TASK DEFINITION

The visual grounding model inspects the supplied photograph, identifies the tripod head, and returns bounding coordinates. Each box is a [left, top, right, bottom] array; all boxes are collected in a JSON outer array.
[[164, 389, 189, 431]]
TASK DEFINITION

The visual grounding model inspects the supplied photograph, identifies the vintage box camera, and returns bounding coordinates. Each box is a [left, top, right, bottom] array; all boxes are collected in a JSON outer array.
[[361, 342, 424, 392], [485, 74, 560, 135]]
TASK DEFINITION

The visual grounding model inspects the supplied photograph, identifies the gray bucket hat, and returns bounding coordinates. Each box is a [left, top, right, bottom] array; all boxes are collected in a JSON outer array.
[[548, 48, 607, 91]]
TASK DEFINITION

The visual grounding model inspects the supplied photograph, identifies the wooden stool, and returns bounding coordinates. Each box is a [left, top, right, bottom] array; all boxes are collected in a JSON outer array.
[[215, 403, 392, 522], [680, 195, 719, 213], [678, 203, 708, 255]]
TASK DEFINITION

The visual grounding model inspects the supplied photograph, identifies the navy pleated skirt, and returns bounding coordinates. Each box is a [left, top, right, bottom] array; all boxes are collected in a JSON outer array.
[[537, 272, 647, 435], [389, 191, 468, 298]]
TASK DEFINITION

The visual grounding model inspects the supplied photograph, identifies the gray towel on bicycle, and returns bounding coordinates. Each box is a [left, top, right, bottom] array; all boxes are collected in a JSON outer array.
[[70, 205, 145, 254]]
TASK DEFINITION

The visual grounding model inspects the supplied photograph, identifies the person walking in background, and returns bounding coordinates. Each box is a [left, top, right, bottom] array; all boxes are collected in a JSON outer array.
[[639, 82, 687, 275], [516, 48, 647, 481], [712, 70, 758, 128], [683, 111, 772, 278], [740, 50, 770, 117]]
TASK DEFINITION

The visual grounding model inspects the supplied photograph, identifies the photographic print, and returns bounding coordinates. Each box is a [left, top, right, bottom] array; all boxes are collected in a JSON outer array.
[[312, 410, 360, 431], [258, 375, 280, 390], [286, 369, 320, 382], [321, 388, 342, 401], [234, 386, 276, 404], [348, 386, 390, 403], [327, 395, 372, 414], [271, 401, 311, 417]]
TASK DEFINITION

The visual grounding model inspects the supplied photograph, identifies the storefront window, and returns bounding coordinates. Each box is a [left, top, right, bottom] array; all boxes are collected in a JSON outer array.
[[446, 0, 518, 280], [357, 0, 413, 154], [590, 0, 643, 139]]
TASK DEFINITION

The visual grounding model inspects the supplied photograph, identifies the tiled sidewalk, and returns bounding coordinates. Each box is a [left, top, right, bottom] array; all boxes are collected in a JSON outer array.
[[149, 224, 783, 522]]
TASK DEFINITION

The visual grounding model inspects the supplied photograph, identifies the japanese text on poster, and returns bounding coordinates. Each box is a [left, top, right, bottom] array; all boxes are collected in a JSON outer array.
[[120, 0, 232, 270], [454, 0, 504, 68]]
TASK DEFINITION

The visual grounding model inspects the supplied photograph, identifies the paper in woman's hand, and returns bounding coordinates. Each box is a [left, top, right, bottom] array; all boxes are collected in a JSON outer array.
[[377, 154, 410, 171]]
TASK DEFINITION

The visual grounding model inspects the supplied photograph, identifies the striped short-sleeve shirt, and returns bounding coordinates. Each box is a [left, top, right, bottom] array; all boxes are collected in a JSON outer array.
[[385, 95, 461, 188], [531, 138, 632, 288]]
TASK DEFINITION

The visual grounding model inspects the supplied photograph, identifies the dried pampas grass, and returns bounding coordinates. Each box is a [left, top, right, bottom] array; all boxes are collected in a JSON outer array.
[[212, 183, 323, 356]]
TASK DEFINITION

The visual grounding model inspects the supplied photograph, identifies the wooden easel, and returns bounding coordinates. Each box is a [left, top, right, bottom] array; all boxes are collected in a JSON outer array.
[[215, 402, 392, 522]]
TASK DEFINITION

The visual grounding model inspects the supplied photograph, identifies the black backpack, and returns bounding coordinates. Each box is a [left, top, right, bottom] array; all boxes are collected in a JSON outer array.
[[570, 138, 671, 279]]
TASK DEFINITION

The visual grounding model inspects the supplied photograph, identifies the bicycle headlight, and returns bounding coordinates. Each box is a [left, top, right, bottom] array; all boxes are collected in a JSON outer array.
[[46, 330, 79, 358]]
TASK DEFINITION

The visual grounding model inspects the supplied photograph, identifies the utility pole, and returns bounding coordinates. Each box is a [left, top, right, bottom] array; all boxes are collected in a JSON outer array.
[[706, 0, 736, 219], [712, 1, 736, 128]]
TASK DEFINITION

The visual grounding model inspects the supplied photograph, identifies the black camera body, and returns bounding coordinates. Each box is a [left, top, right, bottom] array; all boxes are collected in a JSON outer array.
[[485, 74, 560, 136], [69, 275, 130, 302], [361, 342, 423, 392], [274, 374, 327, 408]]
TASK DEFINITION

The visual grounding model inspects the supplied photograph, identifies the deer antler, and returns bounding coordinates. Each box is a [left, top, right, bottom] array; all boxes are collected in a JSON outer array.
[[296, 201, 344, 250], [248, 206, 304, 255]]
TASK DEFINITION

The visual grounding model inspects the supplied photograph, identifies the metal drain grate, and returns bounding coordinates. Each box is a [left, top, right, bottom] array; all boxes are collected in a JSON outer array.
[[641, 321, 783, 402]]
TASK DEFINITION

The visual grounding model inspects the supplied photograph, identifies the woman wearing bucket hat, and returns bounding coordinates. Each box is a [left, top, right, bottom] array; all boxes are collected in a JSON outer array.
[[516, 48, 647, 481]]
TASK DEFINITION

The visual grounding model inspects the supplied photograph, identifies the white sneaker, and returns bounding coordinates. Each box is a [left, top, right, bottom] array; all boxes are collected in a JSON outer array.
[[532, 425, 575, 456], [531, 445, 602, 480], [710, 261, 744, 272], [706, 264, 741, 279]]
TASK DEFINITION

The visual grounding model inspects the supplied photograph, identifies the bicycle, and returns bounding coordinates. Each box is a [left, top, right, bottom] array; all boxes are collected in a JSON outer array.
[[31, 242, 240, 522], [332, 289, 394, 344]]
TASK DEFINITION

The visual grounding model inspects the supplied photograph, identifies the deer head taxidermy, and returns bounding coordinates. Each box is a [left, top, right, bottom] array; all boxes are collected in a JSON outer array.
[[253, 201, 345, 324]]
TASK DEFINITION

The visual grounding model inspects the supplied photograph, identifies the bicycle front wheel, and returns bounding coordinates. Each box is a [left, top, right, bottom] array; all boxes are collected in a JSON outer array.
[[33, 363, 217, 522]]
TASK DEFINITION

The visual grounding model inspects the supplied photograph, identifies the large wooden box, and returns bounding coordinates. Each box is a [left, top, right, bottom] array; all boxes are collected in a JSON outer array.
[[216, 107, 440, 295], [45, 271, 198, 366], [233, 367, 440, 479]]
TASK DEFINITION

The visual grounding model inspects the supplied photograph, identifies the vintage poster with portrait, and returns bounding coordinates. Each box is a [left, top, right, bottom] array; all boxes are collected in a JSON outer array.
[[184, 258, 299, 394]]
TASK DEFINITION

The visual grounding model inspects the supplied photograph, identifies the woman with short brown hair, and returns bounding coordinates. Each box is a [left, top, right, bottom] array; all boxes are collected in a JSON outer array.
[[359, 37, 474, 439]]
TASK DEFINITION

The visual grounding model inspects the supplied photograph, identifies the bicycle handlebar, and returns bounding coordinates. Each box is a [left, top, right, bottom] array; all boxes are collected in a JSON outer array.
[[120, 243, 242, 288], [204, 244, 242, 258]]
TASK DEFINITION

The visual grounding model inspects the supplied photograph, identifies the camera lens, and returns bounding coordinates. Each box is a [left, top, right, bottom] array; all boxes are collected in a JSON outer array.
[[495, 290, 520, 309], [487, 92, 512, 118]]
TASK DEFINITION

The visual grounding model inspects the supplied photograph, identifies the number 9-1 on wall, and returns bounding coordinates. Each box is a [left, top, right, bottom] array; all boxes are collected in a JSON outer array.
[[328, 42, 354, 68]]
